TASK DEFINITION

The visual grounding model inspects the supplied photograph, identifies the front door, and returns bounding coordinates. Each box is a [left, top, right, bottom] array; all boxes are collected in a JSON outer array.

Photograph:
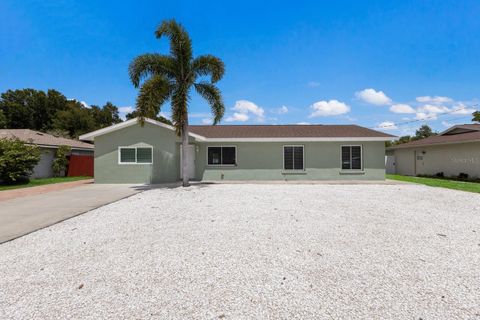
[[415, 150, 425, 176], [180, 144, 196, 179]]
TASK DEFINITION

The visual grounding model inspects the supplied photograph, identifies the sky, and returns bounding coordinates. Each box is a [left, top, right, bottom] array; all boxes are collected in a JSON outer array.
[[1, 0, 479, 136]]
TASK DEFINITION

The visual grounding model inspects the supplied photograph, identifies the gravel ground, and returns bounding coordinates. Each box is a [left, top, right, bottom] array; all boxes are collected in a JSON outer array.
[[1, 184, 480, 319]]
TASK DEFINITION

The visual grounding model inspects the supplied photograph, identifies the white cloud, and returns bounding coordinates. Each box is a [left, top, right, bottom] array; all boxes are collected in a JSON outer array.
[[450, 103, 476, 115], [416, 96, 453, 104], [275, 106, 289, 114], [119, 106, 134, 114], [297, 122, 311, 125], [356, 88, 392, 106], [390, 103, 415, 114], [414, 112, 437, 121], [225, 100, 265, 122], [376, 121, 398, 130], [441, 120, 453, 127], [201, 118, 212, 125], [68, 98, 91, 109], [417, 104, 449, 114], [307, 81, 321, 87], [309, 100, 350, 117], [226, 112, 249, 122]]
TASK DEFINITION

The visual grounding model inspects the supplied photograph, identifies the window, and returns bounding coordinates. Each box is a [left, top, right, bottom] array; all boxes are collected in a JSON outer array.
[[119, 147, 153, 164], [283, 145, 304, 170], [341, 146, 362, 170], [207, 146, 236, 165]]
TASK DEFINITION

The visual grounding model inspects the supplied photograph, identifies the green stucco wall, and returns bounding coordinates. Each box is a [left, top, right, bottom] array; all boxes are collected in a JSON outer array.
[[195, 141, 386, 181], [93, 123, 387, 183], [94, 122, 181, 183]]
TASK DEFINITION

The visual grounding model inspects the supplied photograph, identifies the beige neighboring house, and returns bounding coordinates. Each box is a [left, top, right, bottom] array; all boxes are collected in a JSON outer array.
[[387, 124, 480, 178], [0, 129, 94, 178]]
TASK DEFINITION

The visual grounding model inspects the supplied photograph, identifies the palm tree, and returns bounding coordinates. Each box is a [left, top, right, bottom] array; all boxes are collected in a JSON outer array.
[[129, 19, 225, 187]]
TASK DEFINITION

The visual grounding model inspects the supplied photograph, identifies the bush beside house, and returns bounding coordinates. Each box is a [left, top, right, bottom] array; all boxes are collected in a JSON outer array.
[[0, 138, 40, 183]]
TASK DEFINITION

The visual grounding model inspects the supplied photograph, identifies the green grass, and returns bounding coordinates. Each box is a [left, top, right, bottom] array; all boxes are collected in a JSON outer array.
[[387, 174, 480, 194], [0, 176, 92, 191]]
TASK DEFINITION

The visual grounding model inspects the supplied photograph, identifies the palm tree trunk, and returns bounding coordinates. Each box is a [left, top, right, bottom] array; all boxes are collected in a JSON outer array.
[[181, 121, 190, 187]]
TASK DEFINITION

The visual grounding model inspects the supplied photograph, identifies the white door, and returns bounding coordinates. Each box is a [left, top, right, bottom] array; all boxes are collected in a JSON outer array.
[[385, 155, 396, 174], [180, 145, 196, 179], [415, 150, 425, 176]]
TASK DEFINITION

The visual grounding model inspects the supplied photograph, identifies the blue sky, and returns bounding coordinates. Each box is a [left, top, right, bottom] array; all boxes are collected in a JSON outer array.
[[1, 0, 479, 135]]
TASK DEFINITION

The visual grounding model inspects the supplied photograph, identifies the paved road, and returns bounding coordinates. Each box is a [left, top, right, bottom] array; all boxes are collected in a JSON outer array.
[[0, 183, 143, 243]]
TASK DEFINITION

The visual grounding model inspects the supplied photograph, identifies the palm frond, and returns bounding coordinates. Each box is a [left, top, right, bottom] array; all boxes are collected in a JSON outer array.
[[170, 86, 190, 135], [192, 55, 225, 83], [135, 75, 173, 125], [155, 20, 192, 69], [194, 82, 224, 124], [128, 54, 175, 88]]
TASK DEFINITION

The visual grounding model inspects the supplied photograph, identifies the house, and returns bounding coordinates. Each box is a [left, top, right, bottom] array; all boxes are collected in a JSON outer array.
[[79, 118, 395, 183], [387, 124, 480, 178], [0, 129, 94, 178]]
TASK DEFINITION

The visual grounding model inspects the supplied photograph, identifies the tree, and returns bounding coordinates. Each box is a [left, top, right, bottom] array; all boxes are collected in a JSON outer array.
[[473, 110, 480, 122], [53, 100, 96, 138], [0, 109, 6, 128], [413, 124, 436, 140], [125, 110, 173, 125], [52, 145, 71, 177], [90, 102, 122, 128], [129, 19, 225, 186], [0, 138, 41, 183]]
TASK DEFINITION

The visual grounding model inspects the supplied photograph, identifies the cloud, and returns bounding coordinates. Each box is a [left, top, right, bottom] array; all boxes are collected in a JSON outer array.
[[450, 103, 476, 115], [272, 106, 288, 114], [297, 122, 311, 125], [225, 100, 265, 122], [376, 121, 398, 130], [441, 120, 453, 127], [417, 104, 449, 114], [414, 112, 437, 121], [416, 96, 453, 104], [201, 118, 212, 125], [307, 81, 321, 87], [356, 88, 392, 106], [390, 103, 415, 114], [119, 106, 134, 114], [68, 98, 91, 109], [309, 100, 350, 117], [226, 112, 249, 122]]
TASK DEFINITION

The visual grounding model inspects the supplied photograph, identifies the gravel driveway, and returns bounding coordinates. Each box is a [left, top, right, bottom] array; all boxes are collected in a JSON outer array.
[[1, 184, 479, 319]]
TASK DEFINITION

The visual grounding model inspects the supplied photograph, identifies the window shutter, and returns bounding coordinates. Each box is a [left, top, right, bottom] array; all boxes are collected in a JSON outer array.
[[137, 148, 152, 163], [120, 148, 136, 163], [284, 146, 294, 170]]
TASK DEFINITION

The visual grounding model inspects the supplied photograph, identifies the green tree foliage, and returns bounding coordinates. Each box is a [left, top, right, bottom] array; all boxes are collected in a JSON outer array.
[[52, 145, 71, 177], [53, 100, 96, 138], [129, 19, 225, 186], [0, 88, 124, 137], [89, 102, 122, 128], [125, 110, 173, 125], [0, 138, 41, 183], [473, 110, 480, 122], [413, 124, 436, 140]]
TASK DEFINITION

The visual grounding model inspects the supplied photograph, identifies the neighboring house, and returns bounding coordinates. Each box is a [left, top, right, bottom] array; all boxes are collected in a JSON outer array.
[[79, 118, 394, 183], [0, 129, 94, 178], [387, 124, 480, 178]]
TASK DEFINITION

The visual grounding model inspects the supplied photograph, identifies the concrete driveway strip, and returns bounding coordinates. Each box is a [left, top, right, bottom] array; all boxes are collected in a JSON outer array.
[[0, 184, 142, 243]]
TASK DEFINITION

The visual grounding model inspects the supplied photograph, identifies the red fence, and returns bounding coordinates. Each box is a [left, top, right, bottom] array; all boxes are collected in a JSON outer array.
[[67, 155, 94, 177]]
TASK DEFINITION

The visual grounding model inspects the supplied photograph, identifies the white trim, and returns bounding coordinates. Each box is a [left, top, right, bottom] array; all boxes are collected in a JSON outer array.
[[341, 145, 363, 171], [283, 145, 305, 171], [203, 137, 393, 142], [118, 146, 153, 165], [206, 145, 237, 166], [79, 117, 205, 142]]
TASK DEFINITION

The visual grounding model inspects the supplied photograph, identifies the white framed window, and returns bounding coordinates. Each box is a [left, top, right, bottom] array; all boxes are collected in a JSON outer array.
[[283, 145, 304, 170], [118, 146, 153, 164], [207, 146, 237, 166], [341, 145, 362, 170]]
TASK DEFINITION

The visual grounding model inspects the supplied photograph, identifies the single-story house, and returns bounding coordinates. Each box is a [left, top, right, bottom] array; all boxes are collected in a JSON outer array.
[[0, 129, 94, 178], [79, 118, 394, 183], [386, 124, 480, 178]]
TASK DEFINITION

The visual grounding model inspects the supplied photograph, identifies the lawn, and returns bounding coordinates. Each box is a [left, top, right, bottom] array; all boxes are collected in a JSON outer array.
[[387, 174, 480, 194], [0, 176, 91, 191]]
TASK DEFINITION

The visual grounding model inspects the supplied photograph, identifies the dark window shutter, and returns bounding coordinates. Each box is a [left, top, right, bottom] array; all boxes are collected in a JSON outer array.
[[284, 146, 294, 170]]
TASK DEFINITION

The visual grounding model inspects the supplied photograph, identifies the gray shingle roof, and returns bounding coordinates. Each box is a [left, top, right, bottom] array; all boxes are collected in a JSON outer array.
[[0, 129, 94, 149]]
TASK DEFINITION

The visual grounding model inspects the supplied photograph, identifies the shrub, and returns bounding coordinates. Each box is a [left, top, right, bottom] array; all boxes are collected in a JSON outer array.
[[0, 138, 41, 183], [435, 172, 444, 178], [52, 145, 71, 177], [458, 172, 469, 180]]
